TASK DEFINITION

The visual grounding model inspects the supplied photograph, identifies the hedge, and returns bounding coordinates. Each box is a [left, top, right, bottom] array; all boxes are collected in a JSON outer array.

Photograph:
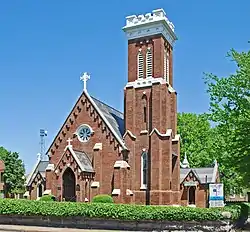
[[39, 195, 56, 202], [92, 194, 114, 203], [0, 198, 243, 221]]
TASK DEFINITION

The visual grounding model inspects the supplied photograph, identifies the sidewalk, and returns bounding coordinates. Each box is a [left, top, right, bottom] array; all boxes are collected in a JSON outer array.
[[0, 225, 127, 232]]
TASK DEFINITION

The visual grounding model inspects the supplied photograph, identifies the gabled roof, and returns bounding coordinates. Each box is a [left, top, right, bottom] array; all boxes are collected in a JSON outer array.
[[46, 90, 127, 155], [25, 158, 49, 186], [56, 145, 94, 173], [72, 149, 94, 173], [92, 97, 124, 140], [85, 91, 127, 150], [180, 167, 216, 184]]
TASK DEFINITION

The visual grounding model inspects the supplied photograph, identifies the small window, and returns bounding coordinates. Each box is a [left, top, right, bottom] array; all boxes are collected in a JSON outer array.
[[143, 106, 147, 123], [146, 48, 152, 78], [137, 50, 144, 79]]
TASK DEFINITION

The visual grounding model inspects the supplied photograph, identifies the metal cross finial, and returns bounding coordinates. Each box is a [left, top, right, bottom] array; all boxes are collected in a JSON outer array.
[[67, 138, 73, 146], [80, 72, 90, 91]]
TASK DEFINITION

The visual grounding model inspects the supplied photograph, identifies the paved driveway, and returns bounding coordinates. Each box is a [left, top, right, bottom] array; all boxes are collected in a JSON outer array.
[[0, 225, 132, 232]]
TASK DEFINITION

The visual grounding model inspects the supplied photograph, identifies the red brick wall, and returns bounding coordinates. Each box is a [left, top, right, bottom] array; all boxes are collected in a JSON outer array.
[[0, 160, 5, 171], [29, 172, 46, 200], [46, 92, 122, 201], [124, 34, 180, 205], [180, 184, 208, 208], [127, 36, 173, 82]]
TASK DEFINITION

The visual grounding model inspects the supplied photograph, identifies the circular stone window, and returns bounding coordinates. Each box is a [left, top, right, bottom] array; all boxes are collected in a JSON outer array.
[[76, 124, 93, 143]]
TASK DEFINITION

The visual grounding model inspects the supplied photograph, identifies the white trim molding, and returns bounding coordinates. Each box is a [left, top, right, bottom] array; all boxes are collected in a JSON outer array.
[[123, 130, 136, 140], [45, 163, 55, 172], [172, 134, 180, 142], [125, 76, 165, 89], [140, 130, 148, 135], [93, 143, 102, 151], [150, 128, 172, 137], [125, 76, 177, 93], [123, 9, 177, 46], [91, 181, 100, 188], [43, 189, 51, 195], [112, 189, 121, 196], [126, 189, 133, 196], [114, 160, 130, 169]]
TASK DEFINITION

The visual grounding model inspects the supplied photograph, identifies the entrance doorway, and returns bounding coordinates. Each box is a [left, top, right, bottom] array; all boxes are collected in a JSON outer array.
[[37, 184, 43, 198], [188, 186, 196, 205], [62, 168, 76, 202]]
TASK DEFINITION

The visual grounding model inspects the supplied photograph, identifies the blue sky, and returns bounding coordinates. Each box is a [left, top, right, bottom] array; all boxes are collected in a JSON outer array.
[[0, 1, 249, 173]]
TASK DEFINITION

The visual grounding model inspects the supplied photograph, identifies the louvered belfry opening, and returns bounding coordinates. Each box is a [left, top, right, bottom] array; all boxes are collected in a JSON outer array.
[[137, 49, 144, 79]]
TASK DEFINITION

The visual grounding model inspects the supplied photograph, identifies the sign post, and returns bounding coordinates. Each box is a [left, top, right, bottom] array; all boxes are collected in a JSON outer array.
[[209, 183, 225, 207]]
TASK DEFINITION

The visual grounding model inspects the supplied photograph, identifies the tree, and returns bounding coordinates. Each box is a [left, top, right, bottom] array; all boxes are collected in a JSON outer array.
[[204, 45, 250, 190], [177, 112, 240, 194], [177, 113, 215, 168], [0, 147, 26, 196]]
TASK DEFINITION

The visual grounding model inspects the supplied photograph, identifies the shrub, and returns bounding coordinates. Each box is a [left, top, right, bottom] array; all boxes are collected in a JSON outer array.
[[92, 194, 114, 203], [39, 195, 56, 202], [0, 198, 243, 221]]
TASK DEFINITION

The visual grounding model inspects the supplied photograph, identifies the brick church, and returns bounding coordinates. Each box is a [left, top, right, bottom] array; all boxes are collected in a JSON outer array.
[[25, 8, 220, 208]]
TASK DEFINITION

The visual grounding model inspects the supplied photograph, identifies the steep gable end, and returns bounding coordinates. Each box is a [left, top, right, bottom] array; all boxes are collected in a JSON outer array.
[[46, 90, 127, 158], [26, 160, 49, 186]]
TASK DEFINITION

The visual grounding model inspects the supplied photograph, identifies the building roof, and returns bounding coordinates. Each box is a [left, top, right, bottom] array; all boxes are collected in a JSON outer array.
[[25, 159, 49, 186], [46, 90, 127, 156], [73, 149, 94, 173], [92, 97, 124, 140], [180, 167, 216, 184]]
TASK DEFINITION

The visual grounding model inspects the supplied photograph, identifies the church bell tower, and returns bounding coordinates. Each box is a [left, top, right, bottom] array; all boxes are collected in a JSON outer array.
[[123, 9, 181, 205]]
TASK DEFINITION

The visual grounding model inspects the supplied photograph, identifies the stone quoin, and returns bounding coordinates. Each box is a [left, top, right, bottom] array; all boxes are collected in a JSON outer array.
[[25, 8, 220, 207]]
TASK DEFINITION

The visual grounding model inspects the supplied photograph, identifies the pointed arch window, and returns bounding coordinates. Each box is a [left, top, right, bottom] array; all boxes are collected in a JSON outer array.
[[164, 48, 170, 83], [142, 94, 148, 130], [146, 48, 152, 78], [141, 150, 148, 189], [137, 49, 144, 79]]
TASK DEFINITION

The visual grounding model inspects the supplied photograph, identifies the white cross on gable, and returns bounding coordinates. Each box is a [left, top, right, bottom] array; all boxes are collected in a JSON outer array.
[[80, 72, 90, 91], [67, 138, 73, 146]]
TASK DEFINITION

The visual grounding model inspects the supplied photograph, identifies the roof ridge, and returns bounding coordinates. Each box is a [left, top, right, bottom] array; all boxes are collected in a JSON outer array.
[[91, 95, 123, 115]]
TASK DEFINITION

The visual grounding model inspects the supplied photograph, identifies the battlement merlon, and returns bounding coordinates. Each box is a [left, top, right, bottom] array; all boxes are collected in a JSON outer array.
[[122, 8, 177, 46]]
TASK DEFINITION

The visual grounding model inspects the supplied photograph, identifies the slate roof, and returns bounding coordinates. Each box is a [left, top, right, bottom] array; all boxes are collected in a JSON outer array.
[[92, 97, 124, 140], [26, 160, 49, 186], [180, 167, 215, 184], [73, 150, 94, 173]]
